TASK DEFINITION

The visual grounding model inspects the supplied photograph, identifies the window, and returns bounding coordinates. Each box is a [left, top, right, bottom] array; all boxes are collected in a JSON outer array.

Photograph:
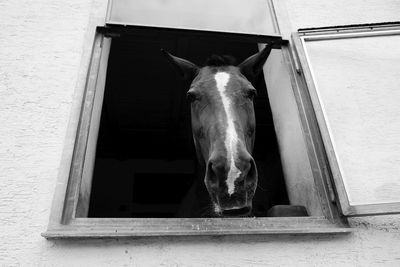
[[44, 2, 400, 238], [292, 23, 400, 216]]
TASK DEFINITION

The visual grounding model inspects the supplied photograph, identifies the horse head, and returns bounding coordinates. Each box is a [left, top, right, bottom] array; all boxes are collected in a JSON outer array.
[[162, 44, 273, 216]]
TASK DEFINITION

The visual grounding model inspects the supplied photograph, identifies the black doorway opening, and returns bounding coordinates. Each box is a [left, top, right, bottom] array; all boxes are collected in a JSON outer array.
[[88, 30, 289, 218]]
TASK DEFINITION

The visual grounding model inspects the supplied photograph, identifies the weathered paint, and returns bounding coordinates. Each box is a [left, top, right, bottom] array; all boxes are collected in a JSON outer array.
[[1, 0, 400, 266], [214, 72, 242, 195]]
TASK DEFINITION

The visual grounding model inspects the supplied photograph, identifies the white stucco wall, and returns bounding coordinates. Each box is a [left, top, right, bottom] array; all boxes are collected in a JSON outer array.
[[1, 0, 400, 266]]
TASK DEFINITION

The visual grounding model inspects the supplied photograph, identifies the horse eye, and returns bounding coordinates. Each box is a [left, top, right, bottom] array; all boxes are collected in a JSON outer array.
[[247, 127, 255, 137], [186, 91, 199, 102], [246, 89, 257, 100], [196, 127, 205, 139]]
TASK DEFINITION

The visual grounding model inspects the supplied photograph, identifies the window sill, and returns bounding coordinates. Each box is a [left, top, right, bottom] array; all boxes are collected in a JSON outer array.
[[42, 216, 352, 238]]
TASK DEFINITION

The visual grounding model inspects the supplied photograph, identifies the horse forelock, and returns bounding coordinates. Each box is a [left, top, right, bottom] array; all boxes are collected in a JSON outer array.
[[204, 55, 237, 67]]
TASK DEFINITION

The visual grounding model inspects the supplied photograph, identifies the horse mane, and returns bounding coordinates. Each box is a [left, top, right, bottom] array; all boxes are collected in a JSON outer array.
[[204, 55, 237, 67]]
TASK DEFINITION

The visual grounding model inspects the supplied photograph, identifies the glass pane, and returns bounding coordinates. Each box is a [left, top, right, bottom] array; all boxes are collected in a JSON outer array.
[[304, 33, 400, 206], [107, 0, 277, 35]]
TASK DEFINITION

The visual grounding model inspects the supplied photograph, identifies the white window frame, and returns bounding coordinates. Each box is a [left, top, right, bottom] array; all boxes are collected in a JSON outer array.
[[292, 23, 400, 216]]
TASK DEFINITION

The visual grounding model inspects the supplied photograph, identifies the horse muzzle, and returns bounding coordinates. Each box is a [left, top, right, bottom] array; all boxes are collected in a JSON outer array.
[[205, 154, 258, 217]]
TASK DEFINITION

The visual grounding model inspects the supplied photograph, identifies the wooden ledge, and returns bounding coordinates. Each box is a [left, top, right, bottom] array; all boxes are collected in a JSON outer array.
[[42, 217, 352, 239]]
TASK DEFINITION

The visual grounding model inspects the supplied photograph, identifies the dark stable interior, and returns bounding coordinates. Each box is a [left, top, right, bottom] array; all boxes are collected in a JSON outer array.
[[88, 28, 289, 218]]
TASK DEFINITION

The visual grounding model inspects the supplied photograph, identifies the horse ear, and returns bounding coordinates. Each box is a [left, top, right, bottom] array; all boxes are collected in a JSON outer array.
[[161, 49, 199, 81], [238, 43, 274, 82]]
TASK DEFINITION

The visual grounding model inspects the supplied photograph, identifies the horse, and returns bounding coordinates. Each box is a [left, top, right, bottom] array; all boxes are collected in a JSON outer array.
[[162, 44, 274, 217]]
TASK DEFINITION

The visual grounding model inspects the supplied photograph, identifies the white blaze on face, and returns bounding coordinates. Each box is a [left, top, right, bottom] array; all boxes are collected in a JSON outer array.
[[214, 72, 242, 195]]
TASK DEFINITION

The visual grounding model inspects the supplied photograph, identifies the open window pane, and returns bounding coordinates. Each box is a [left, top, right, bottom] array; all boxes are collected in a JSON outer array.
[[294, 26, 400, 216], [107, 0, 278, 36]]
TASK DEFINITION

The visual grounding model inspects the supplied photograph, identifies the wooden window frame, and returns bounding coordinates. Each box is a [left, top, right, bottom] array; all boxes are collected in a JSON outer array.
[[42, 29, 351, 239], [42, 0, 352, 238]]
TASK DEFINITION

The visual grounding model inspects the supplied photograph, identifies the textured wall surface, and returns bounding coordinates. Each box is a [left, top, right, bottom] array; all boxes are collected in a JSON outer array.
[[282, 0, 400, 33], [0, 0, 92, 265], [1, 0, 400, 266]]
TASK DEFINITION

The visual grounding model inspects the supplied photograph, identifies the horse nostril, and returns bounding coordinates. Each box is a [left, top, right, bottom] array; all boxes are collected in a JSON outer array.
[[234, 157, 257, 188], [206, 159, 225, 188], [206, 162, 218, 186]]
